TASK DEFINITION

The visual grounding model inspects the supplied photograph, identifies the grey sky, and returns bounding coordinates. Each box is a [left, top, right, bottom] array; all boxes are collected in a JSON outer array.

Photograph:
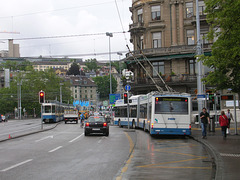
[[0, 0, 132, 61]]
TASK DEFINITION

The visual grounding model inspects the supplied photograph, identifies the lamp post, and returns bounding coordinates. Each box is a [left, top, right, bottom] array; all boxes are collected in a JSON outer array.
[[106, 32, 113, 124], [117, 52, 123, 97], [106, 32, 113, 94]]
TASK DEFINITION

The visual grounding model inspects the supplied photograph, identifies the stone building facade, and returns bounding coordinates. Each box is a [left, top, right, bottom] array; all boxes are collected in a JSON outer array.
[[126, 0, 212, 95]]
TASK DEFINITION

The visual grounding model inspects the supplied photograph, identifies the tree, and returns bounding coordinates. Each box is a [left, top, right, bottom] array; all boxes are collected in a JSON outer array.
[[85, 59, 99, 72], [67, 62, 80, 75], [0, 66, 72, 116], [200, 0, 240, 94], [93, 75, 117, 100], [110, 61, 127, 74]]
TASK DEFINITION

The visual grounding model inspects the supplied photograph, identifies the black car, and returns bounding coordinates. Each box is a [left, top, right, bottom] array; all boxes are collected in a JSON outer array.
[[84, 116, 109, 136]]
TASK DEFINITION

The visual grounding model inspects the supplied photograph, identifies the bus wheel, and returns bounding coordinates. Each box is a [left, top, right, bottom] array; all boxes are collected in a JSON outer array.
[[132, 121, 136, 129]]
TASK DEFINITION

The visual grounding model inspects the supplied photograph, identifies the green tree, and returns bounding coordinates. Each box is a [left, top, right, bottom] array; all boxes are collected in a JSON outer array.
[[200, 0, 240, 94], [85, 58, 99, 72], [93, 75, 117, 100], [110, 61, 127, 73], [0, 60, 31, 71], [0, 66, 73, 117], [67, 62, 80, 75]]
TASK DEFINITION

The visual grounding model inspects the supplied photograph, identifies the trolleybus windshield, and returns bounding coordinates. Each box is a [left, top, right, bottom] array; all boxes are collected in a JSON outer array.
[[155, 97, 188, 114]]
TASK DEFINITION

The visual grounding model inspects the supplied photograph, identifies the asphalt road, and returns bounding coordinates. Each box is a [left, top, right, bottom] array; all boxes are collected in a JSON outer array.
[[0, 121, 213, 180], [0, 123, 132, 180]]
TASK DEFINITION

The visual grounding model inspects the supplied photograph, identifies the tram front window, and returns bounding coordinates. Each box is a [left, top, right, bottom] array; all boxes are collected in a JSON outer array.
[[44, 106, 51, 113]]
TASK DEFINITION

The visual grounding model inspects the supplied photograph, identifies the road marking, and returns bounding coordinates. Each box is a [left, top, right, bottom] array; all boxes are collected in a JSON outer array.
[[69, 133, 84, 143], [137, 157, 207, 168], [144, 166, 211, 169], [1, 159, 33, 172], [35, 135, 53, 142], [116, 132, 135, 180], [49, 146, 63, 153], [220, 153, 240, 157]]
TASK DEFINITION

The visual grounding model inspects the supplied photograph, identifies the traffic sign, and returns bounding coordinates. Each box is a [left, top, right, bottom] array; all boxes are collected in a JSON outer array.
[[125, 85, 131, 91]]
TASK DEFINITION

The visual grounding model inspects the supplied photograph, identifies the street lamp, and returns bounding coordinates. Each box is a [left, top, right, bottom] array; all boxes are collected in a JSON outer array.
[[117, 52, 123, 97], [106, 32, 113, 124], [106, 32, 113, 94]]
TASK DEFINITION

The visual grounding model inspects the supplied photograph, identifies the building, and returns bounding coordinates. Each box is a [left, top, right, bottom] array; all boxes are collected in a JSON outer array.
[[65, 76, 98, 110], [126, 0, 212, 95]]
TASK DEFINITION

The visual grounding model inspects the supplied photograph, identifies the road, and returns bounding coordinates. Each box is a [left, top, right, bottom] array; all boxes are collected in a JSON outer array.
[[0, 121, 212, 180]]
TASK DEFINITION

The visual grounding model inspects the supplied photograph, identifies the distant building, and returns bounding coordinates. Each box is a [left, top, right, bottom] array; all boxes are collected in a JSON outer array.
[[65, 76, 98, 110]]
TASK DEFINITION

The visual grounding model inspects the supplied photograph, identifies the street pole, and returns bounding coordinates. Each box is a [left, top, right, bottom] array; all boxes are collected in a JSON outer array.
[[196, 0, 204, 121], [106, 32, 113, 124], [234, 94, 238, 135], [127, 91, 130, 129]]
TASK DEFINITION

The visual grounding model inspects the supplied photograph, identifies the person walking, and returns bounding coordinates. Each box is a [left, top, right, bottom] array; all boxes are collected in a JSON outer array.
[[200, 108, 210, 139], [226, 109, 234, 134], [219, 111, 229, 139]]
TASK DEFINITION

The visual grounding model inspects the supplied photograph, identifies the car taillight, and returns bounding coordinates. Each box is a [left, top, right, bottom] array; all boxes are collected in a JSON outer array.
[[86, 122, 89, 127], [103, 122, 107, 127]]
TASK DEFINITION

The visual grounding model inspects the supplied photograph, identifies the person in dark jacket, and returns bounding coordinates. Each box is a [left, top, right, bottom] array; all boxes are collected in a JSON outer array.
[[200, 108, 210, 139], [219, 111, 229, 139]]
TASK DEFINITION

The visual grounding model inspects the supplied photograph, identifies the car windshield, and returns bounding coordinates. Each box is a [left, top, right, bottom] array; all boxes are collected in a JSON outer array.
[[88, 117, 105, 122]]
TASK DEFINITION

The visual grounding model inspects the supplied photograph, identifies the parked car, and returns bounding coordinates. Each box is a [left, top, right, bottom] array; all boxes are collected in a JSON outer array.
[[84, 116, 109, 136]]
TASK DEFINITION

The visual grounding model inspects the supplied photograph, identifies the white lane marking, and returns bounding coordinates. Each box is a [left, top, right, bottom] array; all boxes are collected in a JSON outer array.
[[48, 146, 63, 153], [1, 159, 33, 172], [35, 135, 53, 142], [69, 133, 84, 143]]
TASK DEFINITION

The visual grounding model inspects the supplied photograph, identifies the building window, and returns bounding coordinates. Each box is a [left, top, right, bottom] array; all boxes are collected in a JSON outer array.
[[151, 5, 161, 20], [137, 35, 144, 49], [200, 28, 209, 44], [85, 90, 87, 93], [75, 89, 77, 93], [199, 1, 206, 15], [189, 59, 197, 75], [75, 94, 77, 99], [152, 32, 162, 48], [187, 30, 195, 45], [152, 61, 164, 77], [137, 9, 143, 23], [186, 2, 193, 18]]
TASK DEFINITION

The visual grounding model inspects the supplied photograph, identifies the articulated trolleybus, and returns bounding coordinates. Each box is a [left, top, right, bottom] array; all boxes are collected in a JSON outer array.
[[114, 92, 192, 136], [149, 93, 191, 136]]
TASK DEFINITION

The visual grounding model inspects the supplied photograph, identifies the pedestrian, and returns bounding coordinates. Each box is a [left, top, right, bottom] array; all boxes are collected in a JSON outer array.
[[226, 109, 234, 134], [200, 107, 210, 139], [219, 111, 229, 139]]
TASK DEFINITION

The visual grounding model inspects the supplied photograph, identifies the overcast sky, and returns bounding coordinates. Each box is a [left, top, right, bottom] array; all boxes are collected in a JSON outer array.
[[0, 0, 132, 61]]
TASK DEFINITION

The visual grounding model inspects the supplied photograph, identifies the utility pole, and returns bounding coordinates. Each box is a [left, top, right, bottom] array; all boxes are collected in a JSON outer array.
[[196, 0, 204, 120]]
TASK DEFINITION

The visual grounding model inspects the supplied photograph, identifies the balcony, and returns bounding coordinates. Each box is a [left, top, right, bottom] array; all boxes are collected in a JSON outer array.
[[126, 44, 212, 58], [129, 22, 145, 33], [123, 74, 198, 93]]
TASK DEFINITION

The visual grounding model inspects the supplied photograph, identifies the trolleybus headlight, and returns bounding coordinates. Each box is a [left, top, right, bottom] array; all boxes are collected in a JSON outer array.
[[189, 124, 191, 129]]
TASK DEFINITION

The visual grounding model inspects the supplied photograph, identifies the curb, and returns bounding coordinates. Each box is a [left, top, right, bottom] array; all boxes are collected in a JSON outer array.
[[190, 135, 224, 180], [0, 122, 61, 143]]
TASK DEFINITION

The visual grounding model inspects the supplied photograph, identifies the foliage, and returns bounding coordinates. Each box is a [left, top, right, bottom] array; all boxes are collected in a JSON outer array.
[[93, 75, 117, 100], [67, 62, 80, 75], [0, 67, 72, 117], [200, 0, 240, 93], [0, 60, 32, 71], [110, 61, 127, 73], [85, 59, 99, 72]]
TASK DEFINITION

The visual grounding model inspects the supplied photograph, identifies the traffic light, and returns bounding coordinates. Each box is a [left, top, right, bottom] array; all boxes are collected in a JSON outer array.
[[209, 94, 215, 103], [124, 93, 128, 104], [39, 90, 45, 104]]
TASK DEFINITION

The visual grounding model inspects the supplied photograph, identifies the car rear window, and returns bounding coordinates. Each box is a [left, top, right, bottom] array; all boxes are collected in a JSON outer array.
[[88, 117, 105, 122]]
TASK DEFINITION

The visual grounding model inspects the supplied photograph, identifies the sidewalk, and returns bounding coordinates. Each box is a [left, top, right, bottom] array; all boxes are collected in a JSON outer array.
[[191, 123, 240, 180]]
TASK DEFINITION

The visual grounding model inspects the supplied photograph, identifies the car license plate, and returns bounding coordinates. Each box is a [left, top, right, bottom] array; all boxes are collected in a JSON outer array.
[[92, 128, 100, 131]]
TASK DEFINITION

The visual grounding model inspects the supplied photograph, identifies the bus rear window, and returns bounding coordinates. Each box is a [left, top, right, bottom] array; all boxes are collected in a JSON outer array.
[[155, 97, 188, 114]]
